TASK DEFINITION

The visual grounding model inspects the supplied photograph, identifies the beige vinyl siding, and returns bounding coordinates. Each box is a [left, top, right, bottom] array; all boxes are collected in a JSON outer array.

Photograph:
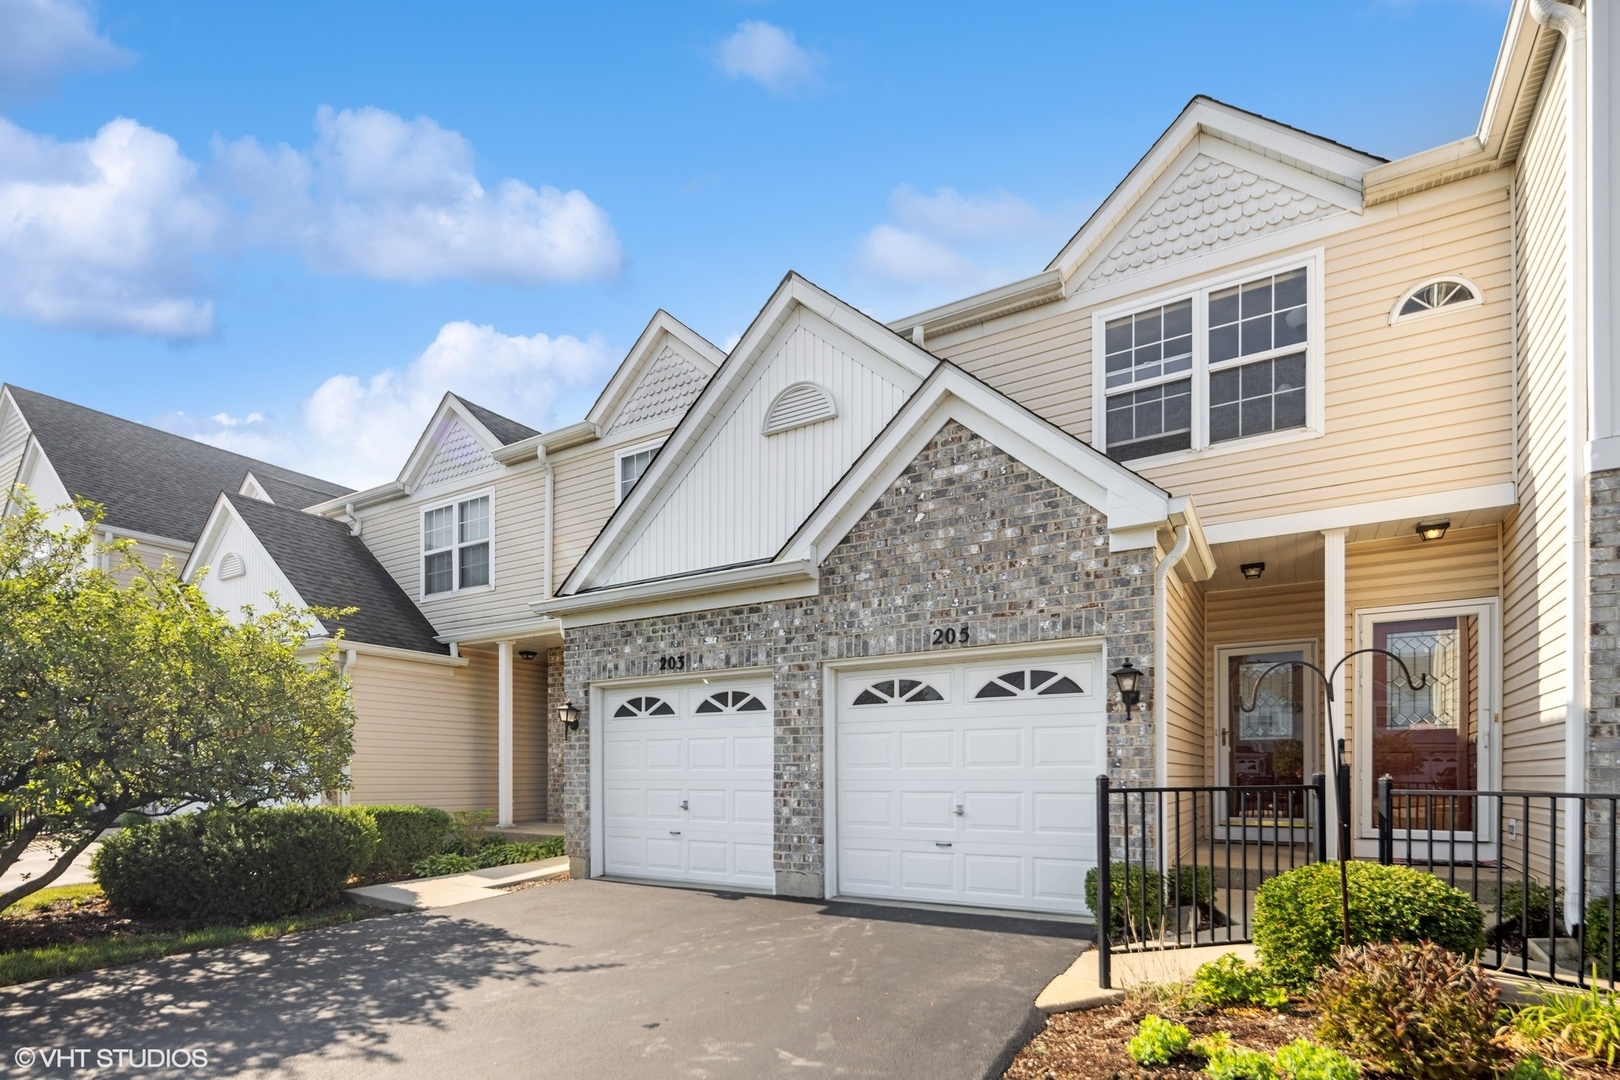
[[110, 535, 194, 588], [1501, 43, 1571, 794], [1204, 582, 1325, 784], [352, 463, 548, 640], [930, 175, 1515, 530], [347, 648, 548, 819], [1164, 563, 1205, 788], [550, 441, 620, 591]]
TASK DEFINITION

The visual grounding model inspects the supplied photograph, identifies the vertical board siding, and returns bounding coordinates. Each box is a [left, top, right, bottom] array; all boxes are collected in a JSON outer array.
[[348, 649, 547, 818], [1502, 46, 1571, 793], [929, 179, 1514, 529], [0, 406, 28, 492], [605, 315, 913, 586]]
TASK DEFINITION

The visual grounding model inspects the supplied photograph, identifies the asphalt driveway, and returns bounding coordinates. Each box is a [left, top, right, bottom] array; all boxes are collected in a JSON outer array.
[[0, 878, 1085, 1079]]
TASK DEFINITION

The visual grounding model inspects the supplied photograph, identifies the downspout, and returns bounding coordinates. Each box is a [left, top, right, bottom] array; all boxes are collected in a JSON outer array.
[[1532, 0, 1588, 918], [1154, 524, 1193, 785], [343, 502, 363, 538], [542, 455, 555, 598]]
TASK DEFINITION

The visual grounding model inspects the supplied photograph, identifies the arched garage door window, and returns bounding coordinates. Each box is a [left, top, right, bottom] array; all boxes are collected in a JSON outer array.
[[974, 669, 1084, 699], [695, 690, 767, 713], [613, 696, 675, 718]]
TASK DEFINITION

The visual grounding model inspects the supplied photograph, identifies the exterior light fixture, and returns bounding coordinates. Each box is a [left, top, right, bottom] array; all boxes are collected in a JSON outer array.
[[555, 700, 581, 731], [1111, 660, 1143, 712], [518, 650, 538, 661], [1240, 562, 1265, 580], [1415, 520, 1451, 542]]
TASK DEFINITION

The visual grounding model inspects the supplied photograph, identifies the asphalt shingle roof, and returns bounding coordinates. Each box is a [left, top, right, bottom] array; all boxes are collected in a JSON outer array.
[[6, 386, 352, 541], [223, 494, 446, 654], [456, 397, 539, 446]]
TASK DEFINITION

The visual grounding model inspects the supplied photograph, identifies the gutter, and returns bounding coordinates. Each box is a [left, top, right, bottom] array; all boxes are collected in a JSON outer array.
[[1153, 525, 1193, 785], [534, 559, 817, 619], [886, 269, 1065, 342]]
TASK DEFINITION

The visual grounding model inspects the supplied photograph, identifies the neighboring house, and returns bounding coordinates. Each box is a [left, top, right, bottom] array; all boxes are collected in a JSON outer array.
[[529, 0, 1617, 917], [0, 384, 350, 578]]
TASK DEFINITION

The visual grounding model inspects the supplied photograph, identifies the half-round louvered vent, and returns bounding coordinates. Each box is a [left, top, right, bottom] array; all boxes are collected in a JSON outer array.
[[761, 382, 837, 435], [218, 552, 246, 580]]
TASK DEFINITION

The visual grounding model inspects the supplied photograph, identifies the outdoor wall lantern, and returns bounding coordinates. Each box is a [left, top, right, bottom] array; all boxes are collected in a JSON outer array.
[[1110, 660, 1143, 712], [1416, 520, 1451, 542], [555, 700, 581, 732], [518, 650, 538, 661], [1240, 562, 1265, 580]]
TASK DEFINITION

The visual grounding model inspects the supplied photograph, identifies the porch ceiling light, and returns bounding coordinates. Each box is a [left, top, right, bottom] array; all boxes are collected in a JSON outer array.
[[1111, 660, 1143, 712], [555, 700, 581, 730], [1415, 520, 1451, 542], [518, 649, 538, 661], [1240, 562, 1265, 580]]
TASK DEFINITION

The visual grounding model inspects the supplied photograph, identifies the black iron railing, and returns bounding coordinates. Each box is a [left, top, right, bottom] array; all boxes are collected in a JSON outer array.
[[1377, 782, 1620, 989], [1095, 774, 1327, 988], [0, 803, 38, 846]]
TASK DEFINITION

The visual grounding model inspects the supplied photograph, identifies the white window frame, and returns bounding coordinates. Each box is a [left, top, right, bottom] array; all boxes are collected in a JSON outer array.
[[614, 439, 662, 505], [418, 487, 496, 600], [1091, 249, 1326, 467], [1387, 275, 1484, 326]]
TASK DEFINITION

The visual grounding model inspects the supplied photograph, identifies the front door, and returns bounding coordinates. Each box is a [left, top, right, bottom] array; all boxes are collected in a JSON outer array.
[[1356, 601, 1497, 839], [1217, 644, 1315, 824]]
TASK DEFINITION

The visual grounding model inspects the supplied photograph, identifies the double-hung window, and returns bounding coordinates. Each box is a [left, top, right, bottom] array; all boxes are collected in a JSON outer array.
[[1097, 256, 1321, 464], [422, 493, 492, 596], [616, 444, 658, 503]]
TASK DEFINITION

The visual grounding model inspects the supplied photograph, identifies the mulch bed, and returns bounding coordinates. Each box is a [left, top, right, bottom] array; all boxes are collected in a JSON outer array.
[[1004, 997, 1620, 1080], [0, 894, 158, 952]]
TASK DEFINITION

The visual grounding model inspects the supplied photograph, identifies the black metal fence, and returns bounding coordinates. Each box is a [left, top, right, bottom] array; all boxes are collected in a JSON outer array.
[[1377, 782, 1620, 989], [1094, 774, 1327, 988], [0, 803, 38, 846]]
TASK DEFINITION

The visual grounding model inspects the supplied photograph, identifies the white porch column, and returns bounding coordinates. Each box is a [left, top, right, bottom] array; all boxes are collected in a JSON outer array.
[[498, 640, 515, 827], [1322, 528, 1347, 859]]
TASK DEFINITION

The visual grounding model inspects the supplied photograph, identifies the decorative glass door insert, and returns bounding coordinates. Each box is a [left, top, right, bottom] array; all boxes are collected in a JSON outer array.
[[1226, 648, 1308, 819], [1370, 615, 1479, 832]]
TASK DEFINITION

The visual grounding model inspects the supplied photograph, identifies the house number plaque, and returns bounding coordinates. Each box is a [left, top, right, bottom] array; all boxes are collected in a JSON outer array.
[[931, 626, 971, 646]]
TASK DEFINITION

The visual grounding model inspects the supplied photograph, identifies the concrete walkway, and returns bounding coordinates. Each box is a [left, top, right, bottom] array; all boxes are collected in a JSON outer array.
[[0, 840, 100, 893], [1036, 943, 1257, 1013], [344, 857, 569, 911]]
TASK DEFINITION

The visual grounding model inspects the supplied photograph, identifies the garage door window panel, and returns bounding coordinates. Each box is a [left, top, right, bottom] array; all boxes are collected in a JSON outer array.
[[614, 696, 675, 718], [974, 669, 1086, 699], [853, 679, 945, 706], [695, 690, 767, 713]]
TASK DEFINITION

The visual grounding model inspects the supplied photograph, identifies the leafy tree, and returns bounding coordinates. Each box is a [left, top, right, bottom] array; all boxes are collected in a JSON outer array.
[[0, 494, 354, 910]]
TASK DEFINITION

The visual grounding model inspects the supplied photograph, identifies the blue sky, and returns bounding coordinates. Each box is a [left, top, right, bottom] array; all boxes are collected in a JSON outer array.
[[0, 0, 1511, 488]]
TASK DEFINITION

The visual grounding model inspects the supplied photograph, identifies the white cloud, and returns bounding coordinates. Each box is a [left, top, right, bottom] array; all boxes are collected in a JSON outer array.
[[715, 21, 818, 96], [176, 321, 613, 488], [0, 0, 131, 103], [217, 106, 623, 284], [853, 225, 980, 287], [890, 185, 1044, 242], [0, 116, 224, 338]]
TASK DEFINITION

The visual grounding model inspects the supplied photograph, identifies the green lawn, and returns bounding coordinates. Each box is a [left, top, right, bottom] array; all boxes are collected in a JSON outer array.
[[0, 885, 377, 988]]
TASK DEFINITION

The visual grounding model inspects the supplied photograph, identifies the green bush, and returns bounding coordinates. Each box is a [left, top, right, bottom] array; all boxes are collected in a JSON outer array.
[[1498, 879, 1565, 937], [1202, 1040, 1275, 1080], [1513, 982, 1620, 1067], [1083, 862, 1214, 935], [1314, 941, 1502, 1079], [355, 805, 451, 882], [1504, 1055, 1564, 1080], [93, 807, 377, 924], [473, 837, 563, 868], [1273, 1039, 1359, 1080], [1191, 952, 1279, 1009], [442, 808, 504, 856], [1127, 1014, 1190, 1066], [1585, 896, 1620, 976], [412, 853, 476, 878], [1253, 861, 1484, 989]]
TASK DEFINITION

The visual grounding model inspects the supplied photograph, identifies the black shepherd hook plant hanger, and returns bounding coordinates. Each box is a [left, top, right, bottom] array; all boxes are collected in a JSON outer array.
[[1237, 648, 1430, 946]]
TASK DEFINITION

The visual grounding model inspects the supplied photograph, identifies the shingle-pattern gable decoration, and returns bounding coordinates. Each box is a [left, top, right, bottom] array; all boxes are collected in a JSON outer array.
[[1085, 153, 1344, 285], [418, 416, 498, 489], [605, 345, 709, 434]]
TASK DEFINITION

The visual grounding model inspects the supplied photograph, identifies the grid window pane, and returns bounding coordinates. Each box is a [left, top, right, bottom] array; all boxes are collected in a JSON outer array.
[[1209, 267, 1308, 364], [1208, 353, 1309, 444], [423, 506, 454, 552], [1105, 378, 1192, 462], [459, 541, 490, 589], [458, 496, 490, 543], [424, 550, 454, 594], [1103, 299, 1193, 389], [619, 448, 655, 501]]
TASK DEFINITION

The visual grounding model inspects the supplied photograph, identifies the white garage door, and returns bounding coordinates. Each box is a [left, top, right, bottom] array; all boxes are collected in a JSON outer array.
[[835, 654, 1104, 915], [601, 680, 774, 890]]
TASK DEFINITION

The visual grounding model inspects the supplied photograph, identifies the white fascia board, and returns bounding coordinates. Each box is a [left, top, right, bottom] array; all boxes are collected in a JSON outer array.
[[885, 270, 1065, 340], [1201, 482, 1518, 546], [584, 310, 726, 430], [307, 482, 408, 518], [782, 366, 1169, 564], [301, 637, 469, 667], [182, 492, 237, 581], [433, 614, 564, 647], [537, 559, 818, 624], [558, 273, 938, 595]]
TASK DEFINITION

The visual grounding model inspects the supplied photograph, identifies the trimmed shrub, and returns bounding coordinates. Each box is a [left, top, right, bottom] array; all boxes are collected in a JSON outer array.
[[1253, 861, 1484, 989], [1083, 863, 1214, 935], [1314, 940, 1503, 1079], [1495, 879, 1565, 939], [1191, 952, 1277, 1009], [473, 837, 564, 868], [93, 806, 377, 923], [1585, 896, 1620, 976], [1127, 1015, 1190, 1066], [412, 854, 476, 878], [358, 805, 452, 882]]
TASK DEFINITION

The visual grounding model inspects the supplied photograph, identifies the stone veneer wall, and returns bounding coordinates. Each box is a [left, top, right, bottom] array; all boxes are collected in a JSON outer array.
[[560, 421, 1157, 893], [547, 647, 566, 822], [1588, 471, 1620, 893]]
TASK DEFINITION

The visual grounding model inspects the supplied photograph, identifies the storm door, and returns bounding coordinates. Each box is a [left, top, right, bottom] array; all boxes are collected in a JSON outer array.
[[1216, 643, 1315, 829]]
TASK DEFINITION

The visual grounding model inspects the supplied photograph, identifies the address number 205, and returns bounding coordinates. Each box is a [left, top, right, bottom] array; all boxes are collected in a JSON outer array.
[[932, 626, 970, 646]]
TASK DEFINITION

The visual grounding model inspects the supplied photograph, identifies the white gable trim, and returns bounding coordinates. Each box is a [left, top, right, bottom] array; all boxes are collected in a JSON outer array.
[[182, 493, 311, 613], [782, 365, 1173, 566], [396, 393, 506, 494], [239, 472, 273, 503], [586, 310, 724, 430], [559, 274, 939, 595]]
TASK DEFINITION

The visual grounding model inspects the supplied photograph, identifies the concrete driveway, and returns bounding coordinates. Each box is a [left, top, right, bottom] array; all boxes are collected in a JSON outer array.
[[0, 878, 1085, 1079]]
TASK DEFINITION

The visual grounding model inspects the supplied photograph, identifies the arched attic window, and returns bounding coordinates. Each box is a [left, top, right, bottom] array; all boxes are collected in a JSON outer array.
[[761, 382, 837, 435], [1389, 277, 1482, 325], [217, 552, 246, 579]]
